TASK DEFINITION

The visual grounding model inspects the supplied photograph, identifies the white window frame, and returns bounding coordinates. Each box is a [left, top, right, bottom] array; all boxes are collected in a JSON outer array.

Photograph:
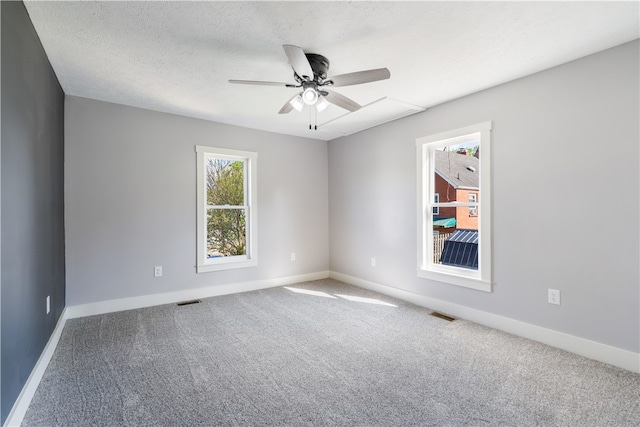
[[433, 193, 440, 215], [196, 145, 258, 273], [416, 122, 492, 292]]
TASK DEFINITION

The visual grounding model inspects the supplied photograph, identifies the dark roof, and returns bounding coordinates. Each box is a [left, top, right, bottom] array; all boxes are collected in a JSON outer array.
[[440, 229, 478, 269], [434, 150, 479, 189]]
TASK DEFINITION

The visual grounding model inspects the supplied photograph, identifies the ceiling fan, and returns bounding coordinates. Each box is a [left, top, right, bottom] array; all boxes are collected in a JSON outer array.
[[229, 45, 390, 125]]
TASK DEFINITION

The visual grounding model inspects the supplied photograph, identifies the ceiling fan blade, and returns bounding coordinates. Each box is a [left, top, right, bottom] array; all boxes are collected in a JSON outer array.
[[278, 94, 299, 114], [324, 90, 361, 112], [283, 44, 314, 80], [328, 68, 390, 87], [229, 79, 294, 87]]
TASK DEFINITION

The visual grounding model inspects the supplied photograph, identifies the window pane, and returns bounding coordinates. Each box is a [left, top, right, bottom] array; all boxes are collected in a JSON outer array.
[[433, 145, 479, 204], [206, 158, 245, 206], [430, 143, 480, 269], [207, 208, 246, 257], [432, 206, 480, 270]]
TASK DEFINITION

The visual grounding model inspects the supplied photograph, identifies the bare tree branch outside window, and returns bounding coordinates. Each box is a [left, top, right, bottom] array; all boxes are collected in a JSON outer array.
[[206, 158, 246, 257]]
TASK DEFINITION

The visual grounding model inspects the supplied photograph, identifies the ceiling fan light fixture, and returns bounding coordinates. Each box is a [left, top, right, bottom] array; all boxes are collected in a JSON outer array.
[[290, 94, 304, 112], [302, 87, 318, 105], [316, 96, 329, 112]]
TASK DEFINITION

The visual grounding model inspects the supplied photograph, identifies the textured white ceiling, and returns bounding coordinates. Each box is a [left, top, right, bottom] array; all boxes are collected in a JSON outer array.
[[24, 1, 639, 141]]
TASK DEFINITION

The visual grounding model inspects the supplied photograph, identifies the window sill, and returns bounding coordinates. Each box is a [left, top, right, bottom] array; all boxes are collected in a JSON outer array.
[[197, 258, 257, 273], [417, 268, 492, 292]]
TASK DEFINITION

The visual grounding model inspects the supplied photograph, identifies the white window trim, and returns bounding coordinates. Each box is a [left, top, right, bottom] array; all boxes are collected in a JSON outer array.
[[195, 145, 258, 273], [433, 193, 440, 215], [416, 122, 492, 292]]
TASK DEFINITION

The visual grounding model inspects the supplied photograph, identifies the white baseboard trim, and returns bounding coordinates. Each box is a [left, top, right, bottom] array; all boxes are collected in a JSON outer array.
[[330, 271, 640, 373], [6, 269, 635, 427], [67, 271, 331, 319], [4, 308, 69, 427]]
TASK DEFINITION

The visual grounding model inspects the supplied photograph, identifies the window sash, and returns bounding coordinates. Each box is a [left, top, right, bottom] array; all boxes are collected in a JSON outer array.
[[205, 207, 248, 260], [429, 201, 479, 208], [206, 205, 248, 209], [206, 156, 247, 206]]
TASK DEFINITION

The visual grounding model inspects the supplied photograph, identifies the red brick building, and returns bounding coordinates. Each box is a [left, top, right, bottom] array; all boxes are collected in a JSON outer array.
[[433, 149, 479, 233]]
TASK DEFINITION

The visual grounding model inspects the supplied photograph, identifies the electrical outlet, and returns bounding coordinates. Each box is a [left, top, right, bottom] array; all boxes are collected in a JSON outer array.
[[548, 289, 560, 305], [290, 252, 296, 261], [371, 258, 376, 267], [154, 266, 163, 277], [46, 296, 50, 314]]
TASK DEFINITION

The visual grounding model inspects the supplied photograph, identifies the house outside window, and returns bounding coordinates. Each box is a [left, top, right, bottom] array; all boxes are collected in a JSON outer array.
[[196, 146, 257, 273], [416, 122, 492, 292]]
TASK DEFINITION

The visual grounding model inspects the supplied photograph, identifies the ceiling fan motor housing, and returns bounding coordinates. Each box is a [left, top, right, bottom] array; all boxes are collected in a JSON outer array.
[[294, 53, 330, 83]]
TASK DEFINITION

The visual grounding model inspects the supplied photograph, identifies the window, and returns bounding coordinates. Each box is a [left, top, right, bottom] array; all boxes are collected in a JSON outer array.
[[416, 122, 492, 292], [469, 193, 478, 216], [196, 146, 257, 273]]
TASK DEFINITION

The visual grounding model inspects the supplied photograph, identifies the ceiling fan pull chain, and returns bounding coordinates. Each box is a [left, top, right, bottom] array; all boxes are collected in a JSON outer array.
[[314, 105, 318, 130]]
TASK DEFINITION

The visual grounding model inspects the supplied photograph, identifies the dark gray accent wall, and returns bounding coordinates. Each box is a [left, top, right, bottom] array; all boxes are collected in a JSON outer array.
[[1, 2, 65, 424]]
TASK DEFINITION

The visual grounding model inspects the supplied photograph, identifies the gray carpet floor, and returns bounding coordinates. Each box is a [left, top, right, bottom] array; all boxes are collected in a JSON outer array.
[[23, 279, 640, 426]]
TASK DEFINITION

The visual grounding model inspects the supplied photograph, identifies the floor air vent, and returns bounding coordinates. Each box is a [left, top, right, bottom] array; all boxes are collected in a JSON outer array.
[[177, 299, 201, 306], [430, 312, 455, 322]]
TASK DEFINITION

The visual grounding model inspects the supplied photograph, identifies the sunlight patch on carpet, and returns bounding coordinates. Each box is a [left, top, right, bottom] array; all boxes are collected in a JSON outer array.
[[334, 294, 397, 307], [284, 287, 337, 299]]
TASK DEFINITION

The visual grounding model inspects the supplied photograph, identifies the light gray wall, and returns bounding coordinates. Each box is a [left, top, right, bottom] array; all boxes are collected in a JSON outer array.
[[1, 2, 66, 423], [328, 40, 639, 352], [65, 97, 329, 306]]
